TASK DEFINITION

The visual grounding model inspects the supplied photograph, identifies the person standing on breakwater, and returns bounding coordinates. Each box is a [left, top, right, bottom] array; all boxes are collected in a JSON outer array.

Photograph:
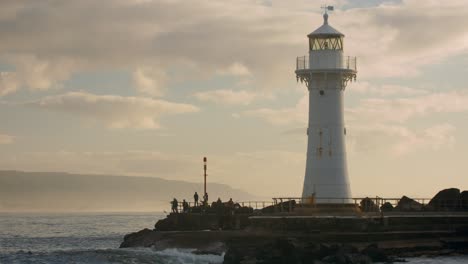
[[182, 199, 189, 213], [203, 192, 209, 205], [171, 198, 178, 213], [227, 198, 234, 207], [194, 192, 199, 206]]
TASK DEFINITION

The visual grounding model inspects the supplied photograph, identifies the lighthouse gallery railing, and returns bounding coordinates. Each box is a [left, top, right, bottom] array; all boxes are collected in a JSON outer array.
[[296, 55, 357, 71]]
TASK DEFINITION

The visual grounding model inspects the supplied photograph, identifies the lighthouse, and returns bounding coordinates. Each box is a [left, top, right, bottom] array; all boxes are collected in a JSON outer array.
[[295, 7, 357, 202]]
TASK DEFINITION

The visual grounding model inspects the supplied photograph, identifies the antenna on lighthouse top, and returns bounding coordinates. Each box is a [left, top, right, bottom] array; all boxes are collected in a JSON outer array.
[[321, 5, 334, 14], [321, 6, 334, 24]]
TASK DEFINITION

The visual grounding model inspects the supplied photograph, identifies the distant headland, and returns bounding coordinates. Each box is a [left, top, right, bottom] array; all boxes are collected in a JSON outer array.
[[0, 170, 256, 212]]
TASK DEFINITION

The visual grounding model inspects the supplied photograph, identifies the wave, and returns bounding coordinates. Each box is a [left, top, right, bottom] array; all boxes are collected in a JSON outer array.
[[0, 247, 224, 264]]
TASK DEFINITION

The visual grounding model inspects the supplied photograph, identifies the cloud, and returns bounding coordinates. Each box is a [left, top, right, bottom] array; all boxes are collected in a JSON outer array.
[[244, 87, 464, 157], [340, 0, 468, 78], [0, 134, 14, 144], [216, 63, 252, 77], [243, 93, 308, 125], [0, 72, 19, 96], [348, 123, 456, 156], [0, 55, 75, 96], [348, 81, 429, 97], [347, 90, 468, 123], [25, 91, 199, 129], [194, 89, 269, 106], [244, 87, 468, 129], [2, 0, 468, 96], [132, 67, 167, 97]]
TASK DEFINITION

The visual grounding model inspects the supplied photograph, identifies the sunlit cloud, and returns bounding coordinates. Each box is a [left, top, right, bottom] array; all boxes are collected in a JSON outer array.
[[132, 66, 167, 97], [346, 90, 468, 123], [25, 92, 199, 129], [243, 93, 308, 125], [216, 62, 252, 77], [2, 0, 467, 96], [0, 134, 14, 144], [194, 89, 271, 106], [348, 81, 429, 97], [347, 123, 456, 156]]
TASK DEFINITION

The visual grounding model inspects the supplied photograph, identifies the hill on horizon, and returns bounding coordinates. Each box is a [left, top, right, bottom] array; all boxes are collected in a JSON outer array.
[[0, 170, 257, 212]]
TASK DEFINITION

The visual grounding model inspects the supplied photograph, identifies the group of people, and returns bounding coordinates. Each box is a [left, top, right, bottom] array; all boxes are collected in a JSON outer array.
[[171, 191, 208, 213], [171, 191, 234, 213]]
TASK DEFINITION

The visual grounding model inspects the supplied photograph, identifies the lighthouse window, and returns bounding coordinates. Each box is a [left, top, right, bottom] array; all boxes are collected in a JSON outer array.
[[310, 36, 343, 51]]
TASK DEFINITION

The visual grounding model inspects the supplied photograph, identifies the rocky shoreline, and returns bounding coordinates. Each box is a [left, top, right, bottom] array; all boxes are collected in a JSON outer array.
[[120, 227, 468, 263]]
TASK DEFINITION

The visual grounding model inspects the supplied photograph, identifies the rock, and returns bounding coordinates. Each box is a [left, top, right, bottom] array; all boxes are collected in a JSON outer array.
[[120, 228, 155, 248], [360, 197, 379, 212], [460, 191, 468, 210], [426, 188, 460, 211], [322, 253, 347, 264], [154, 216, 174, 231], [192, 242, 225, 256], [321, 245, 370, 264], [223, 247, 243, 264], [361, 244, 388, 262], [317, 243, 332, 259], [395, 196, 423, 211], [346, 254, 372, 264], [380, 202, 394, 212]]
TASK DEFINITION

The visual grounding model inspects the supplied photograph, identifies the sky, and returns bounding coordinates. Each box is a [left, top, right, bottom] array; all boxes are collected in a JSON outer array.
[[1, 0, 468, 199]]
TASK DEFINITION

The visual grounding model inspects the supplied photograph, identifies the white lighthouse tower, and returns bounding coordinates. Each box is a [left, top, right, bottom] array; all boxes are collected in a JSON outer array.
[[295, 7, 357, 203]]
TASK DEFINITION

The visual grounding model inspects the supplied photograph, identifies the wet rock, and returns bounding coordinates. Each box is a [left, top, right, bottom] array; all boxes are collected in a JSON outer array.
[[224, 241, 380, 264], [346, 254, 372, 264], [120, 228, 156, 248], [257, 238, 300, 264], [460, 191, 468, 210], [322, 253, 347, 264], [223, 247, 243, 264], [322, 253, 371, 264], [361, 243, 388, 262], [426, 188, 460, 211], [395, 196, 423, 211]]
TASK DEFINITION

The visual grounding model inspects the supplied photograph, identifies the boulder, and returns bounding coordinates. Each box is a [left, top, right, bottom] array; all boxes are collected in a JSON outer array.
[[120, 228, 156, 248], [361, 244, 388, 262], [223, 246, 243, 264], [426, 188, 460, 211], [460, 191, 468, 211], [394, 196, 422, 211], [359, 197, 379, 212], [380, 202, 394, 212]]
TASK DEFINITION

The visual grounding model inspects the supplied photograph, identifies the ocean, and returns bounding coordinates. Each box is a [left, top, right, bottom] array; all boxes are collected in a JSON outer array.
[[0, 212, 467, 264], [0, 212, 223, 264]]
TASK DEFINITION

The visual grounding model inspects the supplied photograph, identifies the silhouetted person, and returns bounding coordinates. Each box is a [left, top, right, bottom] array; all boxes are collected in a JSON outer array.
[[182, 199, 189, 213], [194, 192, 199, 206], [215, 197, 224, 229], [203, 192, 209, 205], [227, 198, 234, 207], [171, 198, 178, 213]]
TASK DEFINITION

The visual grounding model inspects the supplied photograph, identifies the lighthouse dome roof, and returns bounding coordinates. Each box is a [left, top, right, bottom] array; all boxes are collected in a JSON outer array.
[[308, 13, 344, 38]]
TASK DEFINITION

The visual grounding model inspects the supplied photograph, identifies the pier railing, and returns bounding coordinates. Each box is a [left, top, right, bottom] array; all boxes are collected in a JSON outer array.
[[168, 196, 466, 214], [296, 55, 357, 71]]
